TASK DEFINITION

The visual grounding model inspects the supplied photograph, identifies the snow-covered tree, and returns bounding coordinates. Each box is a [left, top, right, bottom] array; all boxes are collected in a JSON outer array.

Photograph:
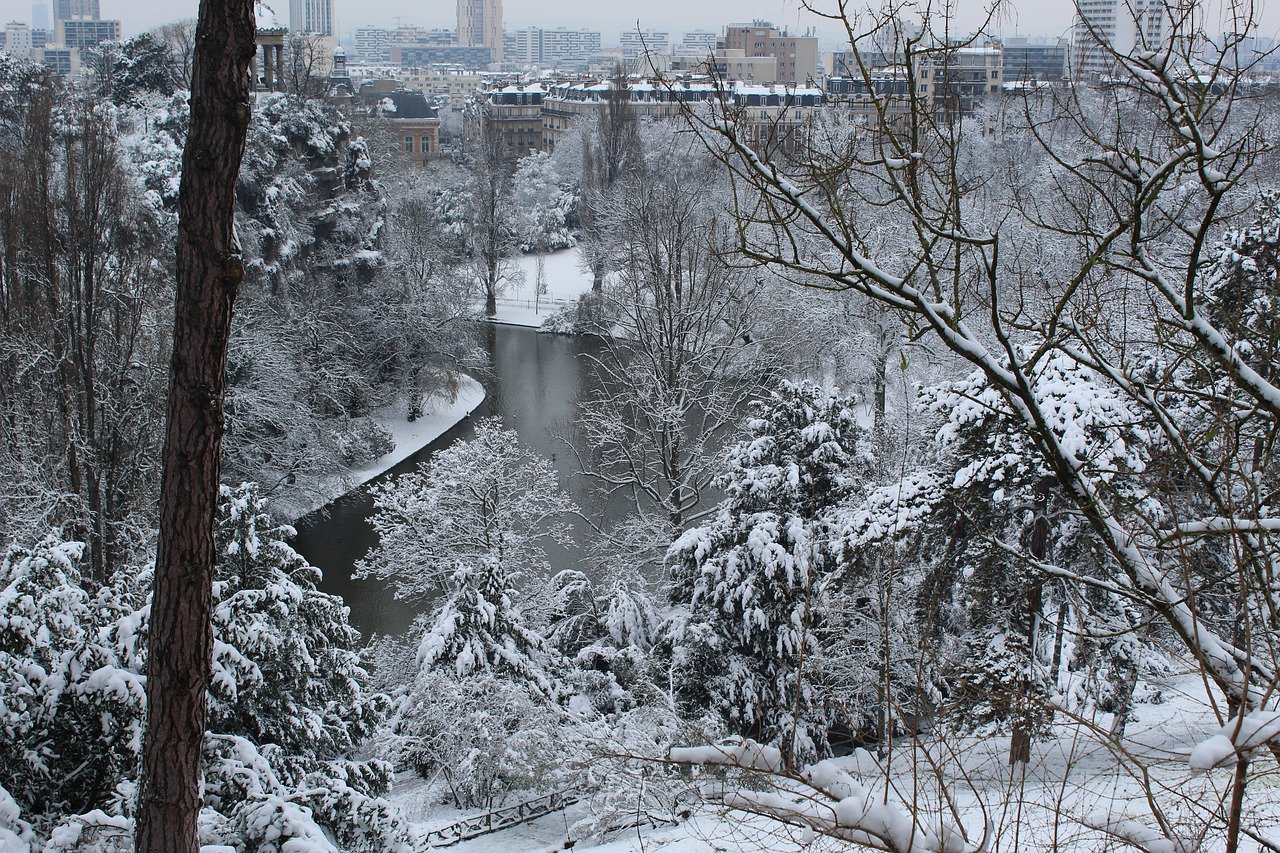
[[209, 483, 387, 758], [572, 131, 782, 571], [416, 555, 561, 699], [382, 670, 568, 809], [512, 150, 576, 252], [358, 417, 576, 601], [0, 536, 146, 818], [667, 382, 868, 765], [109, 31, 178, 105]]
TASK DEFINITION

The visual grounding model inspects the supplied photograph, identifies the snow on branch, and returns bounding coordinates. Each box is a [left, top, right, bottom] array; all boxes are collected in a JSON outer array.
[[1164, 517, 1280, 538], [1189, 708, 1280, 771], [1081, 813, 1193, 853], [668, 740, 981, 853]]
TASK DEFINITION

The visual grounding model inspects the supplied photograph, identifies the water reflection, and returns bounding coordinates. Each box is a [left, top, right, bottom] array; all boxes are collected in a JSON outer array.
[[292, 325, 620, 638]]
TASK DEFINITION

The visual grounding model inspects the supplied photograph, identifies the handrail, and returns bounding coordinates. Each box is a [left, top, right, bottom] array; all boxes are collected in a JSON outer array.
[[421, 789, 579, 848]]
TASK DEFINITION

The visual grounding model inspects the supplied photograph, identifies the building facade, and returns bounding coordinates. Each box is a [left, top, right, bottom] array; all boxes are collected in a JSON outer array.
[[393, 44, 491, 68], [1073, 0, 1166, 78], [620, 28, 669, 58], [51, 0, 96, 22], [682, 29, 717, 50], [540, 78, 823, 154], [34, 45, 76, 74], [1001, 37, 1069, 82], [289, 0, 333, 36], [668, 48, 777, 82], [919, 45, 1003, 120], [352, 26, 391, 62], [457, 0, 502, 63], [4, 21, 32, 58], [56, 17, 119, 50], [720, 22, 818, 85], [506, 27, 601, 68], [471, 83, 545, 159]]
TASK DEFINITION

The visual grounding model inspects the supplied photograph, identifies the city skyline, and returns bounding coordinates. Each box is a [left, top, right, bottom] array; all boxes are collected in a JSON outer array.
[[4, 0, 1251, 46], [0, 0, 1273, 53]]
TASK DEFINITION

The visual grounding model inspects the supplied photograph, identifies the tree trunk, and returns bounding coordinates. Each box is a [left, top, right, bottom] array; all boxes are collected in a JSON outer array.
[[135, 1, 255, 850], [485, 284, 497, 317], [1010, 477, 1051, 766]]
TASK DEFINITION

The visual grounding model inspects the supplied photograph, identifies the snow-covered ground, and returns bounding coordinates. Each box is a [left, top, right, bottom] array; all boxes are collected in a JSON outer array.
[[393, 667, 1280, 852], [491, 248, 597, 328], [284, 375, 485, 520]]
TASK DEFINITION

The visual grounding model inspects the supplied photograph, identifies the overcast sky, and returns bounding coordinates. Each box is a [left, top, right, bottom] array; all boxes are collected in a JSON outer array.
[[1, 0, 1273, 47]]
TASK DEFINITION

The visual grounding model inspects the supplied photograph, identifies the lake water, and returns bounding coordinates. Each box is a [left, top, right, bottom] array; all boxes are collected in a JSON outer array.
[[291, 324, 623, 637]]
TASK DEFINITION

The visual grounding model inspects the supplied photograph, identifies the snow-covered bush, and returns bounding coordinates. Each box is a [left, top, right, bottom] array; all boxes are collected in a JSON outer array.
[[0, 487, 393, 843], [0, 783, 33, 850], [513, 150, 577, 252], [201, 734, 412, 852], [0, 536, 146, 819], [381, 671, 569, 809]]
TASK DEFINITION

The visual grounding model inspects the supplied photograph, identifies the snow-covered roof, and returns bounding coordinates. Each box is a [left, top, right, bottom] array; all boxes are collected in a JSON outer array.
[[255, 1, 286, 32], [494, 82, 547, 94]]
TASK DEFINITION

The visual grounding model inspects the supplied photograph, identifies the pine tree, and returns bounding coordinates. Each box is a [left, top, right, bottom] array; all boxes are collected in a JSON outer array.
[[209, 483, 386, 759], [667, 381, 866, 766], [0, 536, 146, 817], [418, 555, 561, 700]]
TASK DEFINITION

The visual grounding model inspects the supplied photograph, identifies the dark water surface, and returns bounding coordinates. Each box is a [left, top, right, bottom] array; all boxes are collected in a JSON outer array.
[[291, 324, 622, 638]]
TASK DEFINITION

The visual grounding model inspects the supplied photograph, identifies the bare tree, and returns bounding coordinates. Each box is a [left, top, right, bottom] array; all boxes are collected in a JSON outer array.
[[570, 131, 780, 567], [0, 77, 168, 578], [579, 64, 641, 293], [135, 0, 256, 848], [160, 19, 198, 89], [669, 0, 1280, 847], [468, 117, 520, 317], [282, 33, 331, 99]]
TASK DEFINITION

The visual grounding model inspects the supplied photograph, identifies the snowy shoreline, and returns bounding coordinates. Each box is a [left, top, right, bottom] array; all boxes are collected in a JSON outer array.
[[283, 374, 486, 521], [488, 247, 595, 328]]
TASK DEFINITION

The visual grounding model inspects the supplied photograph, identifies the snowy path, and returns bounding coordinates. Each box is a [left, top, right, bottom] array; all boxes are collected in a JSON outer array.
[[390, 668, 1280, 852], [283, 374, 485, 520]]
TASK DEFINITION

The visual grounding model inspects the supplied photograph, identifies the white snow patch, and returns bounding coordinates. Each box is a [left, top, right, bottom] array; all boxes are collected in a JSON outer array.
[[490, 247, 597, 328], [286, 375, 485, 519]]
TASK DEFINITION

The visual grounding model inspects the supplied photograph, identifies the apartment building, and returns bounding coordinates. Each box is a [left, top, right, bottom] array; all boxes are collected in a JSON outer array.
[[4, 21, 32, 58], [682, 30, 717, 50], [620, 28, 669, 58], [919, 45, 1002, 118], [668, 48, 777, 82], [289, 0, 333, 36], [51, 0, 96, 22], [506, 27, 601, 68], [56, 17, 119, 50], [471, 83, 546, 159], [458, 0, 502, 62], [720, 21, 818, 85], [1073, 0, 1166, 78], [540, 78, 823, 154], [1001, 37, 1069, 82], [392, 44, 491, 68]]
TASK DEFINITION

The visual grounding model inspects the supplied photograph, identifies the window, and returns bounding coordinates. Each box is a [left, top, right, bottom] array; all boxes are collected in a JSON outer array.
[[420, 134, 430, 153], [405, 135, 414, 153]]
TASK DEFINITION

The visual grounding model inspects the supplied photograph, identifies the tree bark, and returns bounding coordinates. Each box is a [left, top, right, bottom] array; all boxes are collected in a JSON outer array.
[[135, 1, 255, 850]]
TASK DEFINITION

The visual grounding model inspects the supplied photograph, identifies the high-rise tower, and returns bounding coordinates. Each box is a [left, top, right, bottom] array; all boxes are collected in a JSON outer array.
[[289, 0, 333, 36], [1073, 0, 1167, 77], [457, 0, 502, 63]]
